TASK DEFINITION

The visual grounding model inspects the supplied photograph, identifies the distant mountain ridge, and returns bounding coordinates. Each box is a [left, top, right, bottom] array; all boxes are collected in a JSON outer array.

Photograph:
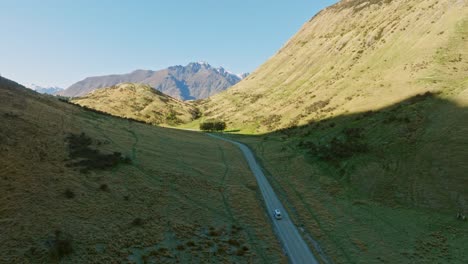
[[25, 83, 63, 95], [59, 62, 246, 100]]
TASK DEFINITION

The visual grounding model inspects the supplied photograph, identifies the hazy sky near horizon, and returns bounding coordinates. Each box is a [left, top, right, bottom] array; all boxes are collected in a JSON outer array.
[[1, 0, 338, 87]]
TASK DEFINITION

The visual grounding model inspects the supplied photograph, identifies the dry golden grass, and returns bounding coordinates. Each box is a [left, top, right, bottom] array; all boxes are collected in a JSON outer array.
[[0, 78, 286, 263], [72, 83, 199, 126], [201, 0, 468, 133]]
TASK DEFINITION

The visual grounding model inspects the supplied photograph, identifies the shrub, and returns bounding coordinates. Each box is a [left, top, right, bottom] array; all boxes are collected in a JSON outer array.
[[186, 241, 196, 247], [66, 133, 131, 173], [176, 244, 185, 251], [305, 127, 368, 161], [261, 115, 282, 130], [209, 230, 221, 236], [200, 120, 226, 131], [189, 108, 202, 119], [64, 189, 75, 199], [236, 248, 246, 256], [228, 239, 240, 247], [99, 184, 109, 192], [165, 110, 182, 124], [132, 218, 144, 226], [47, 230, 73, 260], [305, 100, 330, 114]]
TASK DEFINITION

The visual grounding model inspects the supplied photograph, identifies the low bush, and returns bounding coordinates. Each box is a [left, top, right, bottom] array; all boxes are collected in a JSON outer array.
[[186, 241, 196, 247], [46, 230, 73, 260], [64, 189, 75, 199], [176, 244, 185, 251], [228, 239, 240, 247], [132, 218, 144, 226], [302, 127, 368, 161], [99, 184, 109, 192], [305, 100, 330, 114], [66, 133, 131, 173], [200, 120, 226, 131]]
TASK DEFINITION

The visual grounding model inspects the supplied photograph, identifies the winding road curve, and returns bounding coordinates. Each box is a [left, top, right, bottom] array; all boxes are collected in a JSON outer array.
[[208, 134, 319, 264]]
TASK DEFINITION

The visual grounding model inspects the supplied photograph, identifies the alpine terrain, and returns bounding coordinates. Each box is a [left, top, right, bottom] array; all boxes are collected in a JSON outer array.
[[71, 83, 200, 126], [59, 62, 245, 100], [202, 0, 467, 133], [2, 0, 468, 263], [26, 83, 64, 95], [195, 0, 468, 263], [0, 76, 286, 263]]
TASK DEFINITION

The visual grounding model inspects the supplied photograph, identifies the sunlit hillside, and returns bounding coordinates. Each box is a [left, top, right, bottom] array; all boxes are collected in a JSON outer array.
[[202, 0, 467, 133], [72, 83, 200, 126]]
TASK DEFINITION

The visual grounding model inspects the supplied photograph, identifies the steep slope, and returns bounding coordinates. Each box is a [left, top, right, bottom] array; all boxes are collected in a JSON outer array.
[[197, 0, 468, 263], [0, 76, 285, 263], [203, 0, 467, 133], [230, 92, 468, 263], [71, 83, 199, 126], [59, 62, 243, 100]]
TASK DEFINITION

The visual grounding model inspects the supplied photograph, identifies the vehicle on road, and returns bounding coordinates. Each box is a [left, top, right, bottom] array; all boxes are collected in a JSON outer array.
[[274, 209, 282, 220]]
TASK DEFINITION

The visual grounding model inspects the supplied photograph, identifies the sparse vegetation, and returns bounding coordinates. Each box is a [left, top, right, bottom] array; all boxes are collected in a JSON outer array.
[[1, 77, 284, 263], [64, 189, 75, 199], [300, 127, 368, 161], [131, 217, 144, 226], [46, 230, 73, 260], [99, 183, 109, 192], [72, 83, 199, 127], [66, 132, 131, 173], [226, 92, 468, 263], [2, 0, 467, 263]]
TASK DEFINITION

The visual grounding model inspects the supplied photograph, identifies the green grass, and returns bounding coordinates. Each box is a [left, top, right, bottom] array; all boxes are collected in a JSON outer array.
[[0, 79, 286, 263], [221, 93, 468, 263]]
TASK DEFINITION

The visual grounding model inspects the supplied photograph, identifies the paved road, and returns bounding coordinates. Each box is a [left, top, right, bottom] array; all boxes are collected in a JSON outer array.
[[208, 134, 319, 264]]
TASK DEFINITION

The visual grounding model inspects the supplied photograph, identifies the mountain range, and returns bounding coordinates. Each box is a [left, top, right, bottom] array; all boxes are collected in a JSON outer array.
[[25, 83, 63, 95], [58, 62, 246, 100]]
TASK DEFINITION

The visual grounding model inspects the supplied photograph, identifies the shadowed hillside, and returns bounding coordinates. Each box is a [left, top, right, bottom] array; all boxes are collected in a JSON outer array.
[[0, 77, 285, 263], [71, 83, 200, 126], [226, 92, 468, 263], [201, 0, 467, 133]]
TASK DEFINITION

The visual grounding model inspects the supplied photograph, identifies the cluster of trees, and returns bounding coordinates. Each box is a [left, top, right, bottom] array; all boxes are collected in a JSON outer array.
[[199, 120, 226, 131]]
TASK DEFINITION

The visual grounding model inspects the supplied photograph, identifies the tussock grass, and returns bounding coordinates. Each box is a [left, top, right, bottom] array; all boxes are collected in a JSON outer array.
[[72, 83, 199, 126], [200, 0, 467, 134], [0, 78, 285, 263], [226, 92, 468, 263]]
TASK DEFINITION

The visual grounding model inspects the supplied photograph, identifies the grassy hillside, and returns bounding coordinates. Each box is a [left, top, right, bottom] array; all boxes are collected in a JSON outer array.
[[193, 0, 468, 262], [202, 0, 467, 133], [72, 83, 200, 126], [0, 77, 285, 263], [226, 91, 468, 263]]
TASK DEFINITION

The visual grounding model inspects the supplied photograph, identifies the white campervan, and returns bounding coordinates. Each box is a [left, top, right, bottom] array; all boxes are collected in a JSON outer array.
[[274, 209, 282, 220]]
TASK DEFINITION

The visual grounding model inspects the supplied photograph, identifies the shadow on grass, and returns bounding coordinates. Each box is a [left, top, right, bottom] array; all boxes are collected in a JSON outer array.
[[226, 92, 468, 212]]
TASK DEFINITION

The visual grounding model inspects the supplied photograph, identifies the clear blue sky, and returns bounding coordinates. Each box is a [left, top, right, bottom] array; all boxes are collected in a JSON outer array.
[[0, 0, 338, 88]]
